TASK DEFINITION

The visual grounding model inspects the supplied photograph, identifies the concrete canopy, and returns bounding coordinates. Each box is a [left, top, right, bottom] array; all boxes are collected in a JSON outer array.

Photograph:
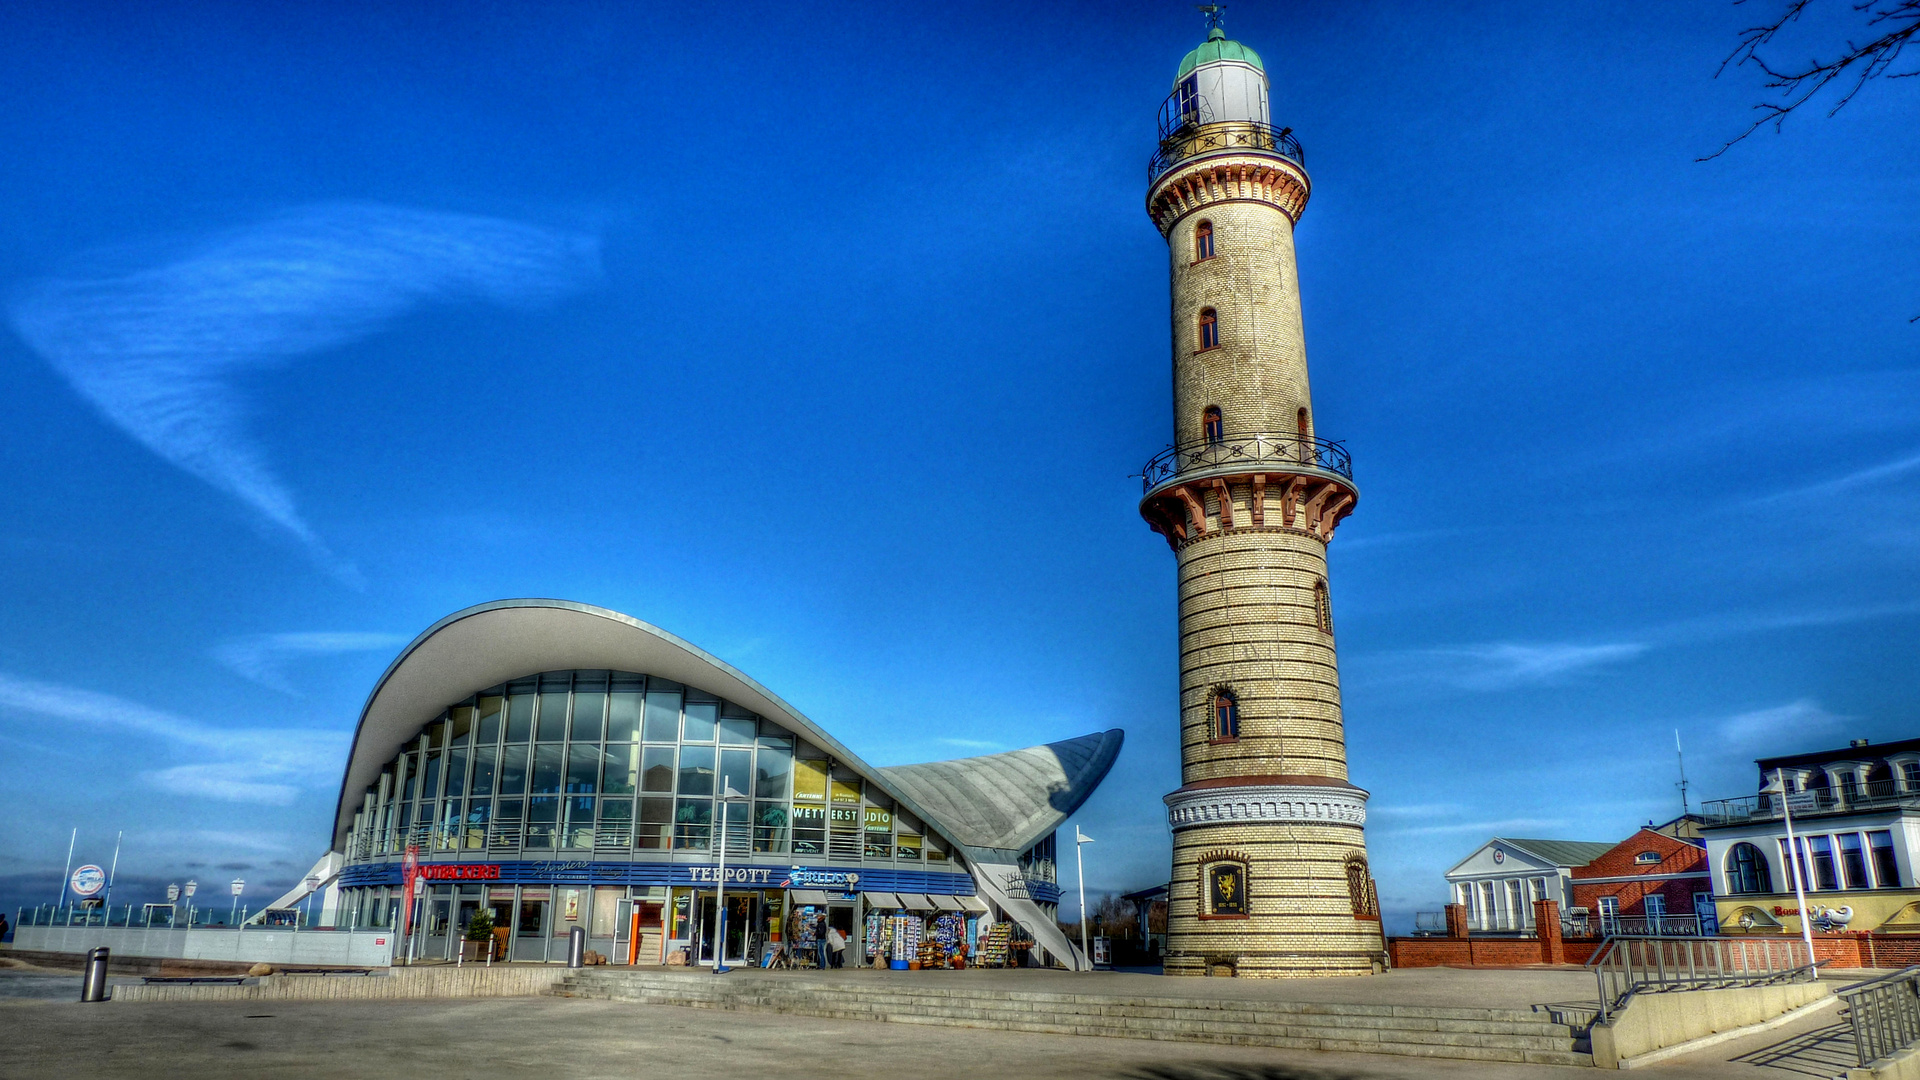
[[333, 599, 1123, 859], [877, 731, 1125, 857]]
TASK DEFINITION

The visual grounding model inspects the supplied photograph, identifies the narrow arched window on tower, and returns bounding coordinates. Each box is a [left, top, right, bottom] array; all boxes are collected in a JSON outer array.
[[1212, 692, 1239, 741], [1198, 308, 1219, 351], [1195, 220, 1215, 262], [1314, 579, 1334, 635], [1296, 407, 1312, 462], [1202, 406, 1223, 445]]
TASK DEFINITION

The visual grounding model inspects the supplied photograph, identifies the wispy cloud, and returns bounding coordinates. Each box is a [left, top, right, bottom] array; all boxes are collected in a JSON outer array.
[[7, 203, 602, 579], [212, 631, 407, 694], [1391, 641, 1649, 691], [1747, 447, 1920, 506], [1372, 816, 1569, 838], [936, 737, 1009, 752], [0, 673, 340, 804], [1719, 699, 1849, 749]]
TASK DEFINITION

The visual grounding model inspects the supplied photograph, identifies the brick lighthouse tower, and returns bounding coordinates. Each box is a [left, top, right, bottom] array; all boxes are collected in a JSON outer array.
[[1138, 16, 1385, 978]]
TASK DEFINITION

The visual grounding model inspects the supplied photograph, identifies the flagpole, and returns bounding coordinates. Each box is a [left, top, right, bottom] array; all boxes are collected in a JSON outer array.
[[59, 828, 76, 908], [1074, 828, 1094, 970], [104, 832, 124, 909]]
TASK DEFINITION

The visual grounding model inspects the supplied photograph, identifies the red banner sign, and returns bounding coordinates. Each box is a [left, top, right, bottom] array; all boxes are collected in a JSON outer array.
[[399, 845, 420, 940], [416, 864, 501, 881]]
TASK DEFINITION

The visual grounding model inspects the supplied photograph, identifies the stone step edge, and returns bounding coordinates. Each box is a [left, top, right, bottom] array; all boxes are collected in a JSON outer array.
[[567, 989, 1578, 1039], [558, 977, 1572, 1027], [560, 974, 1560, 1022], [562, 989, 1586, 1053]]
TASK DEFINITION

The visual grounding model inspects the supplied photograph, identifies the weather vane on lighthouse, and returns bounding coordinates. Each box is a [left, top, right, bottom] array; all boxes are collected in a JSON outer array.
[[1196, 4, 1225, 31]]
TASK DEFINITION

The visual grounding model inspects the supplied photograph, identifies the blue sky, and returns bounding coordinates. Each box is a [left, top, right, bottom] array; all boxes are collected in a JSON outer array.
[[1, 1, 1915, 932]]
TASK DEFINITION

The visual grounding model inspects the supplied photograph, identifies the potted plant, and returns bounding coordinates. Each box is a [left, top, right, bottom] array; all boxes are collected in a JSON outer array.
[[463, 909, 495, 962]]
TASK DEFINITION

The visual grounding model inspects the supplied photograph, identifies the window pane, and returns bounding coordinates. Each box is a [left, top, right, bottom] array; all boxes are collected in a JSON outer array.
[[476, 695, 504, 745], [498, 744, 529, 796], [536, 691, 569, 742], [683, 701, 717, 742], [638, 797, 675, 823], [602, 744, 637, 795], [830, 772, 861, 805], [422, 753, 443, 802], [755, 742, 792, 799], [678, 745, 715, 796], [643, 688, 682, 742], [896, 833, 922, 861], [1840, 833, 1869, 889], [1872, 831, 1901, 887], [464, 800, 489, 849], [445, 748, 468, 798], [571, 692, 606, 744], [793, 757, 827, 802], [675, 799, 712, 850], [792, 804, 826, 855], [448, 706, 473, 745], [564, 796, 595, 848], [637, 798, 673, 849], [719, 716, 755, 745], [470, 746, 497, 797], [400, 755, 417, 801], [754, 802, 788, 853], [640, 746, 676, 793], [527, 796, 559, 848], [532, 745, 564, 795], [506, 693, 535, 743], [1810, 835, 1838, 890], [565, 746, 598, 794], [719, 748, 752, 800], [607, 692, 642, 742]]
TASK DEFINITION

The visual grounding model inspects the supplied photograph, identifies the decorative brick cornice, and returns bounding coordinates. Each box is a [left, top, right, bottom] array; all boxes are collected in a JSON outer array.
[[1164, 782, 1368, 831], [1147, 153, 1311, 237], [1142, 472, 1356, 552]]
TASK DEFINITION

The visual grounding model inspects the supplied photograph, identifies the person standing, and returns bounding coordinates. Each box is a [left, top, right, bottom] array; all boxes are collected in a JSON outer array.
[[814, 912, 830, 970], [826, 924, 847, 969]]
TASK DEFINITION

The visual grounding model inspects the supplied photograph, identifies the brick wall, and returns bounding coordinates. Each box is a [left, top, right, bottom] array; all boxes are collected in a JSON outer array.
[[1570, 829, 1710, 919]]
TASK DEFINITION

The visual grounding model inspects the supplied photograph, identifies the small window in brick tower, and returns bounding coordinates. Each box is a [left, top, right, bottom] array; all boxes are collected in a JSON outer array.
[[1314, 579, 1333, 634], [1198, 308, 1219, 350], [1202, 406, 1223, 445], [1195, 220, 1215, 261], [1212, 693, 1239, 740]]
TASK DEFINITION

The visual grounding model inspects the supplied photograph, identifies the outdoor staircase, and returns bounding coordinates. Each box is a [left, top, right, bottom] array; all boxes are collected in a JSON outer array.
[[551, 969, 1594, 1067]]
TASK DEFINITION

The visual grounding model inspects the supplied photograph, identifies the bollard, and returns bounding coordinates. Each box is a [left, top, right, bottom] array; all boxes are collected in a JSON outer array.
[[567, 925, 585, 969], [81, 947, 110, 1002]]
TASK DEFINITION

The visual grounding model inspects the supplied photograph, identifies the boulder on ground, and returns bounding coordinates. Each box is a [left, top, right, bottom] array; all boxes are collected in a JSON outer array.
[[247, 963, 274, 977]]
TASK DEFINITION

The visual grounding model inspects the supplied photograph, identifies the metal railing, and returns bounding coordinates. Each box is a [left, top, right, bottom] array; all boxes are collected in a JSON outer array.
[[1604, 914, 1704, 938], [1140, 431, 1353, 494], [1590, 936, 1816, 1021], [1703, 782, 1919, 825], [1841, 966, 1920, 1068], [16, 903, 312, 930], [1149, 120, 1304, 183]]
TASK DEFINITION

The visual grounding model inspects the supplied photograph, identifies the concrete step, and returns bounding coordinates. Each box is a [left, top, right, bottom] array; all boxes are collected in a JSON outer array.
[[551, 971, 1594, 1066]]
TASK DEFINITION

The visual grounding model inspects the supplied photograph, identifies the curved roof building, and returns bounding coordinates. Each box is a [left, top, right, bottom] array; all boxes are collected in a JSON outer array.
[[317, 600, 1122, 969]]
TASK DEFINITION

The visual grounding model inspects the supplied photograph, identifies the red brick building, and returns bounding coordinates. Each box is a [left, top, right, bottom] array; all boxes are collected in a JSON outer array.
[[1569, 828, 1712, 934]]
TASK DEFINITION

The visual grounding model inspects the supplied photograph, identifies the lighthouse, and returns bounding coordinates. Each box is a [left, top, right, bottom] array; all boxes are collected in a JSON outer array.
[[1138, 18, 1386, 978]]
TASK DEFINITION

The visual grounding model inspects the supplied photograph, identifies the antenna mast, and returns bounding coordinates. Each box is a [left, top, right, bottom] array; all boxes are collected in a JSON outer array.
[[1675, 729, 1691, 821]]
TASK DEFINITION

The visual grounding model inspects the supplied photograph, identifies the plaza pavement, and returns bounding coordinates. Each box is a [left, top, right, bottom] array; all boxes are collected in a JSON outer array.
[[0, 957, 1880, 1078]]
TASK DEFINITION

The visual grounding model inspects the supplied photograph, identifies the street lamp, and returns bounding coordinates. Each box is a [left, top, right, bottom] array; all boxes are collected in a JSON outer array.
[[1074, 827, 1094, 971], [303, 875, 320, 929], [714, 782, 750, 974], [183, 879, 198, 927], [1763, 774, 1818, 964], [230, 879, 245, 926]]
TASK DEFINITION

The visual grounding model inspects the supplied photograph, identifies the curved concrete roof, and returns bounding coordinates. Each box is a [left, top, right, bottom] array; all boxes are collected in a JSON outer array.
[[877, 730, 1125, 856], [333, 600, 1123, 856]]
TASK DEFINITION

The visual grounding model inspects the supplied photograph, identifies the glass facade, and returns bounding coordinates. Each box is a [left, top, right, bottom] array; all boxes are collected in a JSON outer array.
[[345, 669, 953, 867]]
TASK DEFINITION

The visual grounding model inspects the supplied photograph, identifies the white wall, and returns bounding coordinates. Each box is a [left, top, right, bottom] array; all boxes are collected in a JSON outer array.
[[15, 925, 397, 967]]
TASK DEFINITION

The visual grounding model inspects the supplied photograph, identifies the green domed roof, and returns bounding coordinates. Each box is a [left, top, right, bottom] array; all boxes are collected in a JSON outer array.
[[1177, 27, 1264, 81]]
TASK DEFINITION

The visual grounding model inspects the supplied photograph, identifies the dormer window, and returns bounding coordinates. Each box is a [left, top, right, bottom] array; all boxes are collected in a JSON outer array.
[[1634, 851, 1661, 865]]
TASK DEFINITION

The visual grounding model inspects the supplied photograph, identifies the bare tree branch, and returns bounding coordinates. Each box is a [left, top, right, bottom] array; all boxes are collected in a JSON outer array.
[[1701, 0, 1920, 160]]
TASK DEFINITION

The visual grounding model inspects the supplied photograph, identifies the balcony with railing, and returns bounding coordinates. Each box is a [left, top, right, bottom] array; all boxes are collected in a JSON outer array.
[[1150, 119, 1304, 184], [1702, 781, 1920, 826], [1140, 431, 1352, 496]]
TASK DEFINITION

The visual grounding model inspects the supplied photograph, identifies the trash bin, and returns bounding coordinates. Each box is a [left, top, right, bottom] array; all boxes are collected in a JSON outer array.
[[81, 947, 110, 1002], [567, 925, 585, 969]]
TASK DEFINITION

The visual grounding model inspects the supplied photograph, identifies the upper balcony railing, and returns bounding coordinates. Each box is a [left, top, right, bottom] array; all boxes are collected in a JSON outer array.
[[1702, 781, 1920, 826], [1140, 431, 1352, 495], [1150, 119, 1304, 184]]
